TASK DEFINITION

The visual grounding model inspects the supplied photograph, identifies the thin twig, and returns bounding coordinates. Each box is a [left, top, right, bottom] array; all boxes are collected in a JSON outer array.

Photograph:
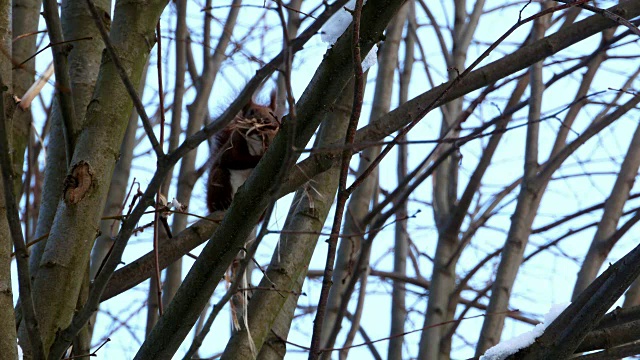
[[63, 338, 110, 359], [555, 0, 640, 35], [15, 37, 93, 69], [13, 29, 47, 43], [10, 232, 50, 257], [152, 20, 166, 316], [18, 62, 55, 110], [278, 311, 516, 354], [309, 0, 365, 358]]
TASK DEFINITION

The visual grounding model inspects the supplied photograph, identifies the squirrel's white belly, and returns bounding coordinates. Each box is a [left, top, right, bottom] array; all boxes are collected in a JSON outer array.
[[229, 168, 253, 196]]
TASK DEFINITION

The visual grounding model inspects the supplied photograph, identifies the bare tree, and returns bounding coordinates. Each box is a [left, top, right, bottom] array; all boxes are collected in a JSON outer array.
[[2, 0, 640, 359]]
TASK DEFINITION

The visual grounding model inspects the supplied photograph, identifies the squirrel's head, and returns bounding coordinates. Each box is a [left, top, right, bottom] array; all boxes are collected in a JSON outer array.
[[237, 91, 280, 142], [241, 91, 278, 125]]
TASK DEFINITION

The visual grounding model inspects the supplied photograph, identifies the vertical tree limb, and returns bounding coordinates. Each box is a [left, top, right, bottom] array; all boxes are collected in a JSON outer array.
[[0, 75, 45, 359], [388, 3, 414, 357], [572, 86, 640, 298], [0, 0, 18, 357], [41, 0, 78, 163], [475, 4, 549, 353], [159, 0, 188, 309]]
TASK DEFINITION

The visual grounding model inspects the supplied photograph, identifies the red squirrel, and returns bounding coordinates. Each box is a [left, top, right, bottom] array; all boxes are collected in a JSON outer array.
[[206, 93, 280, 213]]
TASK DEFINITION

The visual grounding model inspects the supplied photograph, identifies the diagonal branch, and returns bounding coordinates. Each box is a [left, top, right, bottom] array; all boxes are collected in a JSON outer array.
[[282, 0, 640, 199], [510, 211, 640, 359], [136, 0, 405, 358]]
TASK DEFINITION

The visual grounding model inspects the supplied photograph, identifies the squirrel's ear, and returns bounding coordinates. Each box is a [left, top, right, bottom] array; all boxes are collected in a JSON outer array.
[[269, 90, 277, 111], [242, 98, 255, 115]]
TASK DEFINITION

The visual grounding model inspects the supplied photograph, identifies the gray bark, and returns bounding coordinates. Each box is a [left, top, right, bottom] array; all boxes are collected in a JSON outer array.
[[0, 0, 17, 356], [89, 60, 149, 338], [30, 0, 111, 280]]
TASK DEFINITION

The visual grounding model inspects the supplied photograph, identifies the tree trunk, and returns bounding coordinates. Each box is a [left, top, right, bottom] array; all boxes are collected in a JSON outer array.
[[26, 0, 167, 350]]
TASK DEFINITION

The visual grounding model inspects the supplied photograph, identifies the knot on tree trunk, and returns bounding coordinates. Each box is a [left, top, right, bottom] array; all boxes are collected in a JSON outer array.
[[63, 161, 93, 204]]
